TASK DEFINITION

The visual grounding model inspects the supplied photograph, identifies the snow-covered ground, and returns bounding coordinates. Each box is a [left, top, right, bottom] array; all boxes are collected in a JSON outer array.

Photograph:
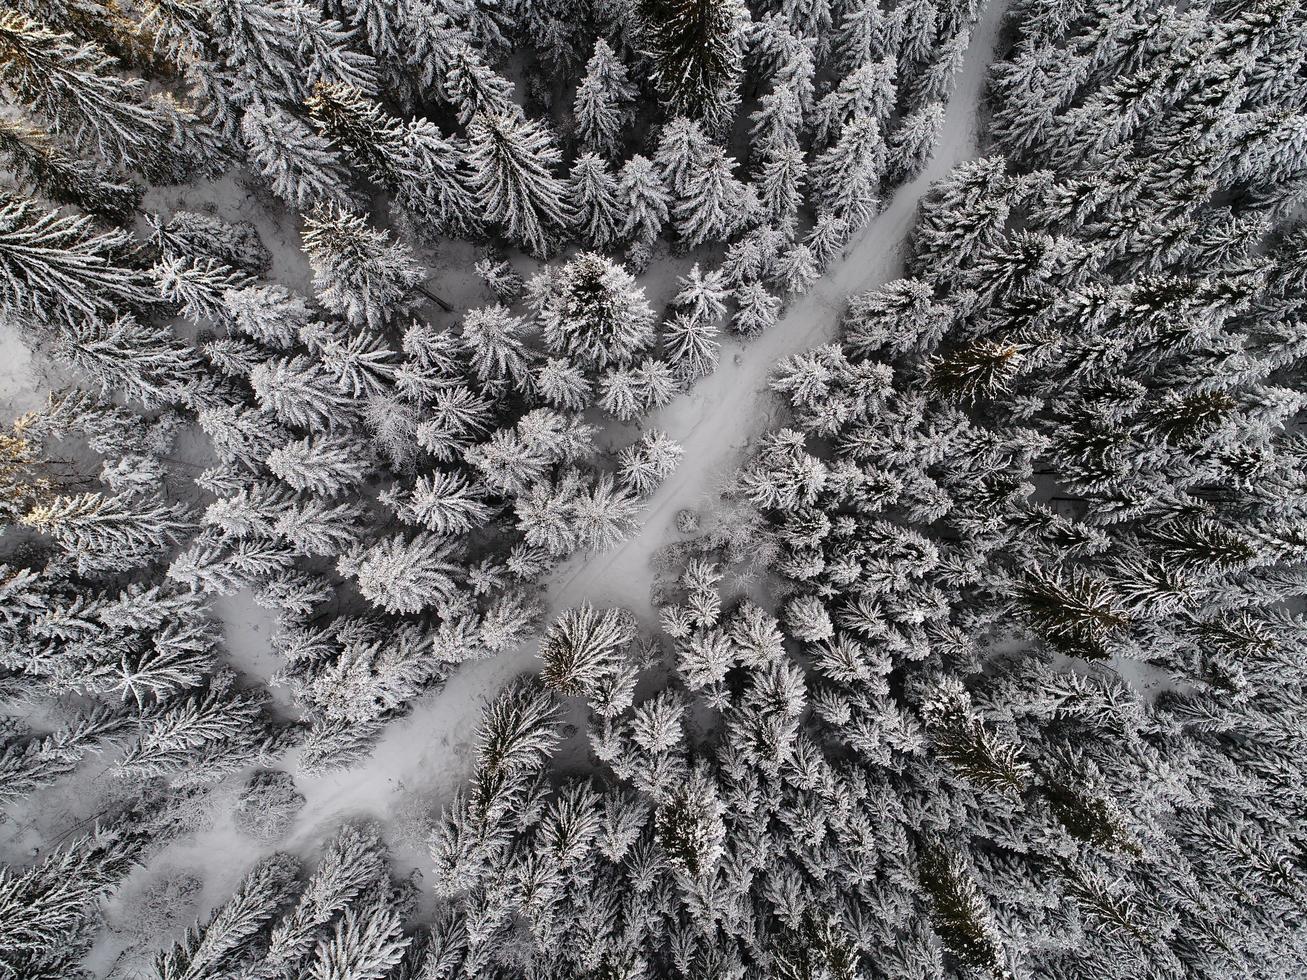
[[0, 322, 54, 418]]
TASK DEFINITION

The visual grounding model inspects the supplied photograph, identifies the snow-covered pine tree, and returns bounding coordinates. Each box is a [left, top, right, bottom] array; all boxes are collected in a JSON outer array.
[[466, 111, 573, 255], [598, 365, 644, 421], [654, 115, 711, 198], [460, 304, 533, 387], [810, 113, 883, 230], [804, 211, 850, 270], [534, 357, 592, 411], [21, 490, 191, 573], [572, 473, 642, 551], [915, 843, 1013, 980], [749, 83, 804, 161], [730, 279, 783, 337], [635, 0, 748, 135], [443, 40, 517, 126], [153, 254, 251, 325], [50, 315, 211, 408], [0, 117, 140, 221], [148, 853, 301, 980], [537, 252, 656, 370], [618, 154, 672, 259], [813, 56, 897, 146], [301, 203, 424, 329], [570, 152, 622, 249], [0, 195, 156, 329], [574, 38, 638, 158], [395, 117, 481, 239], [830, 0, 887, 74], [636, 356, 679, 411], [285, 0, 379, 94], [538, 602, 636, 697], [241, 102, 354, 210], [673, 262, 730, 323], [340, 532, 463, 615], [303, 889, 408, 979], [910, 26, 970, 107], [886, 100, 946, 183], [385, 469, 494, 536], [249, 355, 357, 432], [250, 821, 389, 974], [392, 0, 469, 99], [618, 429, 683, 495], [148, 209, 270, 275], [0, 12, 213, 179], [0, 820, 144, 978], [674, 145, 753, 248], [662, 311, 721, 379], [474, 255, 523, 303], [755, 142, 806, 235], [116, 665, 288, 782]]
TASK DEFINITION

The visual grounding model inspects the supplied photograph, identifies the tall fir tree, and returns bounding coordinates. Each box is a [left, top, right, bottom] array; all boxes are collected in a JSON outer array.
[[574, 38, 638, 158], [466, 111, 574, 255], [301, 204, 425, 329], [635, 0, 749, 134]]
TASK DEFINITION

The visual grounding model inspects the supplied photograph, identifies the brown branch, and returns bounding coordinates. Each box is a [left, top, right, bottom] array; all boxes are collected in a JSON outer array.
[[417, 285, 454, 313]]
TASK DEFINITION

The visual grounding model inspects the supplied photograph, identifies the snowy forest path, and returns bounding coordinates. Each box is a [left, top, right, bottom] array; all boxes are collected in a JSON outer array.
[[237, 0, 1011, 900], [548, 0, 1011, 614]]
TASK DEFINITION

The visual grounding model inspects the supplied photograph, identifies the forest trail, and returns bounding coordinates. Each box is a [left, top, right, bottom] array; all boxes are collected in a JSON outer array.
[[276, 0, 1012, 879], [550, 4, 1008, 616]]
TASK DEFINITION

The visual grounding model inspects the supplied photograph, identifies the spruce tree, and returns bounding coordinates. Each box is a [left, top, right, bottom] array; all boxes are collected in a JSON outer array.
[[654, 115, 711, 198], [305, 80, 407, 188], [534, 356, 592, 411], [466, 111, 574, 255], [385, 470, 494, 536], [570, 152, 622, 249], [397, 118, 481, 238], [0, 822, 143, 979], [443, 41, 517, 126], [537, 253, 656, 370], [810, 113, 883, 230], [21, 491, 191, 572], [618, 154, 672, 250], [301, 204, 424, 329], [0, 118, 140, 221], [663, 311, 721, 379], [250, 355, 358, 432], [574, 38, 638, 158], [342, 532, 463, 615], [51, 315, 210, 408], [674, 146, 753, 248], [0, 12, 211, 177], [539, 603, 636, 697], [242, 102, 354, 210], [618, 430, 684, 494], [149, 853, 301, 980], [635, 0, 748, 134], [756, 142, 806, 235], [887, 101, 946, 183], [916, 843, 1014, 980], [460, 304, 533, 386], [285, 0, 379, 94], [731, 279, 783, 337], [0, 195, 155, 328]]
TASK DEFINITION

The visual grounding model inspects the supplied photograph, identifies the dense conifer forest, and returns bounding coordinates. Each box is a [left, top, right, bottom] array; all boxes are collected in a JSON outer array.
[[1, 0, 1305, 977]]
